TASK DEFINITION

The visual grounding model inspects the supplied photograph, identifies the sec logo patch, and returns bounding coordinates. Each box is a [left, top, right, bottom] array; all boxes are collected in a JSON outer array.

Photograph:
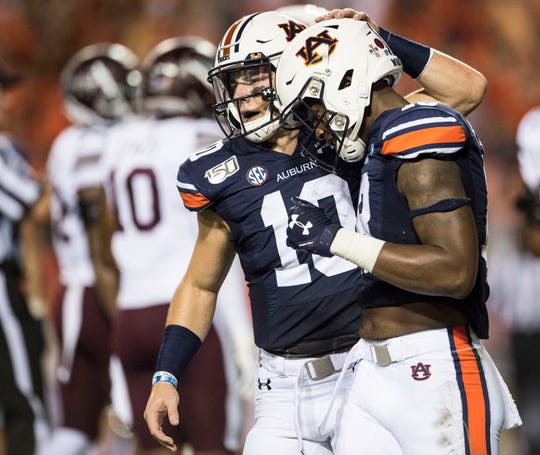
[[246, 165, 269, 186]]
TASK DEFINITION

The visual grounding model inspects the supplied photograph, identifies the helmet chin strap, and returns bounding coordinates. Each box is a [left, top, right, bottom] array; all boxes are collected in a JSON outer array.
[[246, 117, 280, 142], [244, 104, 281, 143], [338, 42, 369, 163], [340, 136, 366, 162], [338, 116, 366, 162]]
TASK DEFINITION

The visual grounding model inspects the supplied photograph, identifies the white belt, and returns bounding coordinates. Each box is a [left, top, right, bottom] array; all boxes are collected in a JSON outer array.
[[364, 340, 421, 366], [260, 349, 349, 380], [353, 326, 469, 366], [259, 349, 351, 454]]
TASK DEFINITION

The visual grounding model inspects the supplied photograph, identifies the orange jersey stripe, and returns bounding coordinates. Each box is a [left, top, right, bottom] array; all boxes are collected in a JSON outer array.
[[451, 326, 489, 454], [382, 125, 466, 156], [179, 191, 210, 210]]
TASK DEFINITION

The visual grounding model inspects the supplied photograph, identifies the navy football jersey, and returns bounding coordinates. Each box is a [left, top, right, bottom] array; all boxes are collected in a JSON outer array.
[[178, 135, 364, 350], [356, 102, 490, 338]]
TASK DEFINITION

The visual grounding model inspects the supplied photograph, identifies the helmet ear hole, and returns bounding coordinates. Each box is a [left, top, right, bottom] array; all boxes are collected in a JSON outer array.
[[338, 69, 353, 90]]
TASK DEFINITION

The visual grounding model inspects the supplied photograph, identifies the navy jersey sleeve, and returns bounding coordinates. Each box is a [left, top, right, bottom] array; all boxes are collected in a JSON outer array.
[[377, 103, 469, 160], [176, 140, 232, 212]]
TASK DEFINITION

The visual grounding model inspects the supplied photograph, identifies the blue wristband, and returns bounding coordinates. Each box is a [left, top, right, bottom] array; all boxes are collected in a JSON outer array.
[[152, 371, 179, 389], [378, 26, 431, 79], [154, 324, 202, 383]]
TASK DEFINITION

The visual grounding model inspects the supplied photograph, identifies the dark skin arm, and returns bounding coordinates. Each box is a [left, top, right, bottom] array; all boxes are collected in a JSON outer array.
[[19, 183, 50, 319], [79, 185, 118, 318], [371, 158, 478, 299]]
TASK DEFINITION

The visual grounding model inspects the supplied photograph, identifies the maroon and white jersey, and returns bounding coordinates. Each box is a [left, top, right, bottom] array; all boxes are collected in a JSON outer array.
[[47, 125, 108, 287], [102, 116, 246, 310]]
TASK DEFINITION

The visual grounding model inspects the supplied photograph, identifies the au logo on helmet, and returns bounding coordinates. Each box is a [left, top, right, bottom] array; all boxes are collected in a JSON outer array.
[[278, 20, 307, 42], [295, 31, 338, 66]]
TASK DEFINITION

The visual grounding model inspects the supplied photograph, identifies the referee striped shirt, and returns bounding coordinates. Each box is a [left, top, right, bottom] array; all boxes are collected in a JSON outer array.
[[0, 134, 40, 263]]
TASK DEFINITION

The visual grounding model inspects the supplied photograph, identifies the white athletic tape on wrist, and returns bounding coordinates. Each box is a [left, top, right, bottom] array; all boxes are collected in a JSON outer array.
[[330, 228, 385, 273], [152, 371, 178, 389]]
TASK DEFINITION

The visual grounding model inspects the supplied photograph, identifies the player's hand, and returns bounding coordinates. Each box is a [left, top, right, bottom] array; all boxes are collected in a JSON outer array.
[[286, 197, 341, 257], [315, 8, 380, 34], [144, 382, 180, 452]]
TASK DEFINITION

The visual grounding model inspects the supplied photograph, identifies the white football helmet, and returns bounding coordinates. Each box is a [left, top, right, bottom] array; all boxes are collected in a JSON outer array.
[[61, 43, 141, 126], [137, 36, 216, 119], [276, 4, 328, 26], [276, 19, 403, 171], [517, 106, 540, 192], [208, 11, 307, 143]]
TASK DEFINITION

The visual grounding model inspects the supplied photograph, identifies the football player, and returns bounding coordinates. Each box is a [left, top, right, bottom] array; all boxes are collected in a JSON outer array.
[[278, 17, 521, 454], [36, 43, 140, 455], [144, 9, 490, 455], [96, 36, 254, 455]]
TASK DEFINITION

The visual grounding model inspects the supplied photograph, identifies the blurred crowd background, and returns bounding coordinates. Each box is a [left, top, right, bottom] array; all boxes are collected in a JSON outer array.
[[2, 0, 540, 243], [2, 0, 539, 175], [2, 0, 540, 453]]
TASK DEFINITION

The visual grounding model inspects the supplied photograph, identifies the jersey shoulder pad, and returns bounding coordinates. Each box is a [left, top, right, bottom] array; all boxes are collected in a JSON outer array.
[[49, 125, 81, 155], [377, 102, 468, 160], [47, 126, 82, 176], [177, 139, 238, 212]]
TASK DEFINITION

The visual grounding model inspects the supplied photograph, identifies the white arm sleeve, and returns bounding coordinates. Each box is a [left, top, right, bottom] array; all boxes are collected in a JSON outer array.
[[213, 256, 257, 402]]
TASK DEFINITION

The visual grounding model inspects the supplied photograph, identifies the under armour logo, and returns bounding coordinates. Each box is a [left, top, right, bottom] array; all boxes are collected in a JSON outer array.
[[289, 214, 313, 235], [410, 362, 432, 381], [258, 378, 272, 390]]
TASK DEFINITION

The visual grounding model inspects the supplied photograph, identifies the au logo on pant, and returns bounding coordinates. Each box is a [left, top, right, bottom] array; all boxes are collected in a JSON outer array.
[[410, 362, 432, 381]]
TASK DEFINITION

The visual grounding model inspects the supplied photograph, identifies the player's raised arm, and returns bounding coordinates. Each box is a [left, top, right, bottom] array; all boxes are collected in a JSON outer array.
[[315, 8, 487, 115], [144, 208, 236, 451], [405, 50, 486, 115]]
